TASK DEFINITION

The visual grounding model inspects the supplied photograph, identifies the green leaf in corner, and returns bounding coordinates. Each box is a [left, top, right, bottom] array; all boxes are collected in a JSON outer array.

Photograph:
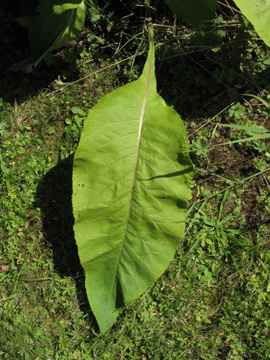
[[72, 41, 193, 333], [164, 0, 217, 29], [232, 0, 270, 47], [10, 0, 86, 73]]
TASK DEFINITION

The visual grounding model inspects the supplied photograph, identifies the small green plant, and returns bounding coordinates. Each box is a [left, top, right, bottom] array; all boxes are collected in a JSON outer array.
[[252, 140, 268, 153], [192, 138, 210, 158], [65, 106, 87, 141], [228, 102, 246, 120], [254, 158, 268, 171], [196, 190, 243, 254]]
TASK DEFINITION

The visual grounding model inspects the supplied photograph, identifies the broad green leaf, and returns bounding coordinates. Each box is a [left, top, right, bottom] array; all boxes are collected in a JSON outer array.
[[164, 0, 217, 28], [10, 0, 86, 72], [232, 0, 270, 47], [72, 42, 193, 333]]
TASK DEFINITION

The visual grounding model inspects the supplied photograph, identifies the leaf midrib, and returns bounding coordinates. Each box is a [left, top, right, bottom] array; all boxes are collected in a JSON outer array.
[[108, 44, 154, 305]]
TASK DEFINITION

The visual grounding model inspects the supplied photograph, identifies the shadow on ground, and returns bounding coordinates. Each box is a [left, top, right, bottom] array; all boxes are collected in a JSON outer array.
[[35, 155, 99, 330], [155, 22, 270, 120]]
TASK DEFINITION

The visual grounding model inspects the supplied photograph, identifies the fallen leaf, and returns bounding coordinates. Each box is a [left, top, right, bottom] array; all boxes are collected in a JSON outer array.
[[1, 265, 10, 271]]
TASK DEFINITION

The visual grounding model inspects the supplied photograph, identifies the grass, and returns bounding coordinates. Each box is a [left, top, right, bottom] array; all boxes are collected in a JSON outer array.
[[1, 0, 270, 359]]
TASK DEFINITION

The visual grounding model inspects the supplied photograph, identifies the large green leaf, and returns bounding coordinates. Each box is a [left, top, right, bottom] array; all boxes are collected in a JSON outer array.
[[10, 0, 86, 72], [232, 0, 270, 47], [164, 0, 217, 28], [72, 42, 193, 333]]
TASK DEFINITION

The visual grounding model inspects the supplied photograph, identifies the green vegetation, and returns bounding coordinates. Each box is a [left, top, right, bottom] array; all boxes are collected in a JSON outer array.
[[10, 0, 86, 72], [1, 0, 270, 358]]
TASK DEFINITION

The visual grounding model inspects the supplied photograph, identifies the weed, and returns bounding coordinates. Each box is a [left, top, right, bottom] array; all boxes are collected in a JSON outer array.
[[192, 138, 210, 158], [65, 106, 87, 141], [228, 102, 246, 119]]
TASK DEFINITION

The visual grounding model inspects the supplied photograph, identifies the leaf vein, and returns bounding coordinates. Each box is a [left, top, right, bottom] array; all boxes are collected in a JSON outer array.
[[131, 200, 167, 242], [95, 171, 133, 201], [140, 138, 173, 163]]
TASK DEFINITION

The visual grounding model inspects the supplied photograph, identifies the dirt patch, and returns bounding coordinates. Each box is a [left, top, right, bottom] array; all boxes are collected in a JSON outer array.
[[208, 137, 254, 180], [241, 184, 270, 230], [191, 134, 270, 231]]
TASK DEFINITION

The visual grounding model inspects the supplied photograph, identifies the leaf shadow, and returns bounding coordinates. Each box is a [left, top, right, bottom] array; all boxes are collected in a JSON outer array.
[[35, 155, 99, 331]]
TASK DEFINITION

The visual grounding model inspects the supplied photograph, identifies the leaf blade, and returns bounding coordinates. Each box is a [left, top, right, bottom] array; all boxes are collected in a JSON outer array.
[[233, 0, 270, 47], [164, 0, 217, 28], [73, 44, 193, 333], [10, 0, 86, 72]]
